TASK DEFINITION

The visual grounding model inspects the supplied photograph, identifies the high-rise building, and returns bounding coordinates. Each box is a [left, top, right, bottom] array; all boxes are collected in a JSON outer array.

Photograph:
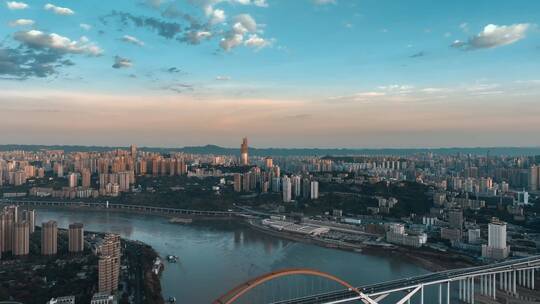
[[448, 209, 463, 230], [98, 234, 121, 294], [42, 220, 58, 256], [13, 221, 29, 256], [264, 157, 273, 169], [130, 144, 137, 157], [0, 212, 14, 254], [530, 165, 538, 191], [21, 209, 36, 234], [240, 137, 249, 165], [81, 168, 91, 188], [310, 181, 319, 200], [291, 175, 302, 197], [69, 223, 84, 253], [282, 176, 292, 203], [233, 173, 242, 192], [482, 218, 510, 260], [68, 172, 78, 188]]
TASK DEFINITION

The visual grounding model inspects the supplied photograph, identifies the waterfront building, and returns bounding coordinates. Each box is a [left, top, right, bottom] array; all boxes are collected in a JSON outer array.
[[21, 209, 36, 234], [240, 137, 249, 165], [42, 220, 58, 255], [98, 234, 121, 294], [13, 221, 29, 256], [482, 218, 510, 260], [385, 223, 426, 248], [69, 223, 85, 253]]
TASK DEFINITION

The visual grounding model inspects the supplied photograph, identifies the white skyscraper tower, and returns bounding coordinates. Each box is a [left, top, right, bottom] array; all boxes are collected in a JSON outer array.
[[282, 176, 292, 203], [482, 218, 510, 260], [310, 181, 319, 200]]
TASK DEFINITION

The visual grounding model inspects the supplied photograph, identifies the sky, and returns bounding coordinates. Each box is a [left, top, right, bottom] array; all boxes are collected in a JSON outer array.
[[0, 0, 539, 148]]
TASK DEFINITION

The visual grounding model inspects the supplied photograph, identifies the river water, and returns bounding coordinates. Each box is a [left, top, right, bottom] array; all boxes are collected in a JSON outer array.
[[35, 208, 431, 303]]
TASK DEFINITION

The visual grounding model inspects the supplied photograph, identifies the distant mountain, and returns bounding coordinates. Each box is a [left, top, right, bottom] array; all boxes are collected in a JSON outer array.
[[1, 144, 540, 157]]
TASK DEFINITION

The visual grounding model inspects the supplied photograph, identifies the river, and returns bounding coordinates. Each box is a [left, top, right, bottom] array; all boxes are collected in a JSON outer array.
[[35, 208, 431, 303]]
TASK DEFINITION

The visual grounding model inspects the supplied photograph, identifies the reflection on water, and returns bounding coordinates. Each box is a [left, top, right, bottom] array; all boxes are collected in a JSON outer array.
[[36, 208, 430, 303]]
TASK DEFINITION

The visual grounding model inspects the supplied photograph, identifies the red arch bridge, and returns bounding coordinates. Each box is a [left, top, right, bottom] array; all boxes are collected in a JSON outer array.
[[214, 256, 540, 304]]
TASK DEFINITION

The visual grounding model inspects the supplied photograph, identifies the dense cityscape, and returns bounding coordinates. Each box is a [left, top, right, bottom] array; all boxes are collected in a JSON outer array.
[[2, 0, 540, 303], [1, 139, 540, 303]]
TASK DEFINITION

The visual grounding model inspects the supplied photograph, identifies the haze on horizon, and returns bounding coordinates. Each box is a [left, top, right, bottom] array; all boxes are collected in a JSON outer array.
[[1, 0, 539, 148]]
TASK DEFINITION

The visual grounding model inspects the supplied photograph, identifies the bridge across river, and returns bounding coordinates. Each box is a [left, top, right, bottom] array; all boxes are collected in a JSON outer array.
[[1, 199, 241, 217], [272, 256, 540, 304], [214, 256, 540, 304]]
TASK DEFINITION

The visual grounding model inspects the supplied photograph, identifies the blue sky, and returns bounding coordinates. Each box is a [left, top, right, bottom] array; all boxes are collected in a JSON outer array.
[[1, 0, 539, 147]]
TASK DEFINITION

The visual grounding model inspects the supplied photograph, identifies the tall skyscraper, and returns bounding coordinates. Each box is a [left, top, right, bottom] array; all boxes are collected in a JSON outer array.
[[98, 234, 121, 294], [233, 173, 242, 192], [264, 157, 273, 169], [13, 221, 29, 256], [21, 209, 36, 234], [530, 165, 539, 191], [310, 181, 319, 200], [0, 212, 14, 254], [81, 168, 92, 188], [69, 223, 84, 253], [482, 218, 510, 260], [130, 144, 137, 157], [240, 137, 249, 165], [282, 176, 292, 203], [42, 220, 58, 256], [68, 172, 78, 188]]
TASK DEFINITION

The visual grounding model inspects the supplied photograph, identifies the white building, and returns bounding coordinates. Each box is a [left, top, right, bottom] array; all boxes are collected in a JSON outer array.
[[47, 296, 75, 304], [482, 218, 510, 260], [310, 181, 319, 200], [282, 176, 292, 203]]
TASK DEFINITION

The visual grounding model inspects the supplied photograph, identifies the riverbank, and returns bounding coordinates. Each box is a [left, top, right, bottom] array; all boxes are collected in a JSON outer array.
[[123, 240, 164, 304], [245, 219, 476, 272]]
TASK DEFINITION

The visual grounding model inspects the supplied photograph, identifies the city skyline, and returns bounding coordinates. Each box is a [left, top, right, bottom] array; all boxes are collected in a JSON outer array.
[[1, 0, 540, 147]]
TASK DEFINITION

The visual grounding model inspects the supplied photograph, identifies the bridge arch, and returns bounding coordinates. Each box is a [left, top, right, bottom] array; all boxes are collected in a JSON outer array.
[[213, 268, 362, 304]]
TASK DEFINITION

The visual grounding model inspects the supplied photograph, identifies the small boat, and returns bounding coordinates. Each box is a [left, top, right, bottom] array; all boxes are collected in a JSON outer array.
[[167, 255, 179, 263], [168, 296, 177, 303]]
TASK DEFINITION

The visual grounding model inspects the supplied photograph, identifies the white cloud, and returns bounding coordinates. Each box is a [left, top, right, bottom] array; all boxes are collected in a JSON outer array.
[[14, 30, 103, 56], [459, 22, 469, 32], [244, 34, 272, 49], [122, 35, 145, 46], [112, 56, 132, 69], [452, 23, 531, 50], [220, 13, 272, 51], [313, 0, 336, 4], [8, 19, 34, 27], [6, 1, 27, 9], [215, 75, 231, 81], [209, 8, 226, 24], [44, 3, 74, 15], [80, 23, 92, 31]]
